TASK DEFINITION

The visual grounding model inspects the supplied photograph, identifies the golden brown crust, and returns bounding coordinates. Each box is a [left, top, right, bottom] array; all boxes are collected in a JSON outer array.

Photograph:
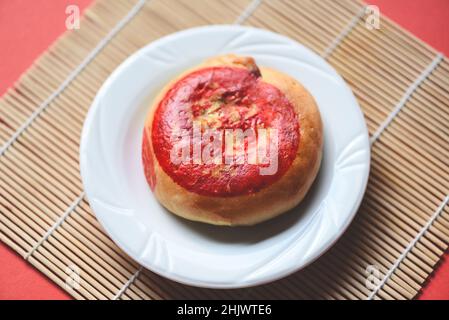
[[144, 54, 323, 226]]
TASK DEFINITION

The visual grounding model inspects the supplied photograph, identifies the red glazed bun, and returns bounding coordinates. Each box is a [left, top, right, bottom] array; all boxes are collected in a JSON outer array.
[[142, 54, 323, 226]]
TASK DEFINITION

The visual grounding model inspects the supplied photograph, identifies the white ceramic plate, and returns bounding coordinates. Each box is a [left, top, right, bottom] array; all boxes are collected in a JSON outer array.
[[80, 25, 370, 289]]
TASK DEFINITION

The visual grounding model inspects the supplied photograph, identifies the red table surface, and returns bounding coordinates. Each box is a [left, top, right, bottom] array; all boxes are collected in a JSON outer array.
[[0, 0, 448, 300]]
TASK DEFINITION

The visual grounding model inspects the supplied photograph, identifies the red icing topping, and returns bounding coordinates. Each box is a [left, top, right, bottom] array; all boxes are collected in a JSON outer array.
[[146, 66, 299, 197], [142, 130, 156, 191]]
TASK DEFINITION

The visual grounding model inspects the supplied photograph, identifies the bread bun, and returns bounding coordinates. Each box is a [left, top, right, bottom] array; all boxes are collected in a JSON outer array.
[[142, 54, 322, 226]]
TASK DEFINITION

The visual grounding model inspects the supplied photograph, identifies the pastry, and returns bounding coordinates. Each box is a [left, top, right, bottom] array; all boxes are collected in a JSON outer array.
[[142, 54, 323, 226]]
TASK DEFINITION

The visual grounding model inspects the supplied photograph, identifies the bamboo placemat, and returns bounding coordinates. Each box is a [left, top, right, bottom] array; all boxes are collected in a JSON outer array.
[[1, 0, 448, 300]]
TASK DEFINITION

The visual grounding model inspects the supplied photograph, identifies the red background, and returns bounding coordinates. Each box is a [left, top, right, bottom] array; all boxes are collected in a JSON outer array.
[[0, 0, 448, 300]]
